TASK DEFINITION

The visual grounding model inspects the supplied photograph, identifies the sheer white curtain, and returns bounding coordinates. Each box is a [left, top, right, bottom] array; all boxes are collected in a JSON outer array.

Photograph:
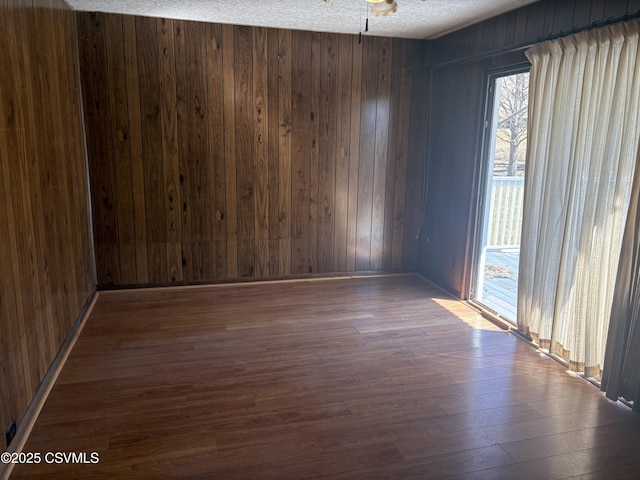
[[518, 19, 640, 378]]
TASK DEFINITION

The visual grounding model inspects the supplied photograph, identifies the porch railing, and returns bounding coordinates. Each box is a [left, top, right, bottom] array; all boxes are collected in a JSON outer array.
[[487, 176, 524, 248]]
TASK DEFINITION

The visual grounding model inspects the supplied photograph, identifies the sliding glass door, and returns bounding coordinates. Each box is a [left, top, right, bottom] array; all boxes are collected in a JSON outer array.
[[470, 69, 529, 323]]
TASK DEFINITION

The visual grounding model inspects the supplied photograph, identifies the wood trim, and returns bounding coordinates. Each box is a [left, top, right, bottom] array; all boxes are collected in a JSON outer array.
[[97, 272, 416, 296], [466, 299, 514, 332], [97, 269, 410, 292]]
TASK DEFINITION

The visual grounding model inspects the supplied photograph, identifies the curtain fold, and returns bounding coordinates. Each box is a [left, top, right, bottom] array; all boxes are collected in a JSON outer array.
[[518, 19, 640, 378], [602, 147, 640, 411]]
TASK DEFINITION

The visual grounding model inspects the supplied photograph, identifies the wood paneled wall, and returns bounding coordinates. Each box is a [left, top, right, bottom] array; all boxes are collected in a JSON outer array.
[[77, 13, 427, 287], [0, 0, 95, 446], [419, 0, 640, 298], [431, 0, 640, 67]]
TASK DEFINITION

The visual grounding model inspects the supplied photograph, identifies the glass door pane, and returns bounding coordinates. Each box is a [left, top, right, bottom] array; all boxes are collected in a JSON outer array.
[[471, 71, 529, 323]]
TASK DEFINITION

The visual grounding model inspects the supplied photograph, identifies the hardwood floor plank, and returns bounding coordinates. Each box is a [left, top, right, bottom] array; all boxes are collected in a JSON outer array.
[[499, 420, 640, 463], [526, 391, 614, 417], [318, 445, 516, 480], [559, 462, 640, 480], [441, 442, 639, 480]]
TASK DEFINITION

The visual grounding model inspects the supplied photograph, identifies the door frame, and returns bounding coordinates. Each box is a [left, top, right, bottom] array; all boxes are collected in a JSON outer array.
[[468, 64, 531, 314]]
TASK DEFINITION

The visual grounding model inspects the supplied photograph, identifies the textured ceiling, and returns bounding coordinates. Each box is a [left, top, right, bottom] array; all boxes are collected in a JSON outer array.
[[66, 0, 540, 39]]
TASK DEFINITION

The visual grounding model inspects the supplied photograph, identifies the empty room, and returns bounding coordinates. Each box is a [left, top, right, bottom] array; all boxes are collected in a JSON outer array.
[[2, 0, 640, 478]]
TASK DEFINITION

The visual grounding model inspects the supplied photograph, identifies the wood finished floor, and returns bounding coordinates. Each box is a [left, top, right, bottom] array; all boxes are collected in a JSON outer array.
[[11, 274, 640, 479]]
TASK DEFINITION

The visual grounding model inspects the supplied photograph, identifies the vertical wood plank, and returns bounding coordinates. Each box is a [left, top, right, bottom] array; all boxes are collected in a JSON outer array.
[[207, 23, 227, 279], [20, 5, 54, 361], [57, 3, 93, 306], [589, 0, 607, 24], [602, 0, 630, 20], [185, 21, 212, 280], [513, 7, 529, 45], [333, 35, 353, 272], [0, 359, 8, 440], [104, 14, 136, 284], [492, 14, 509, 50], [234, 25, 255, 277], [502, 11, 519, 46], [403, 43, 427, 273], [542, 1, 557, 38], [370, 36, 392, 271], [157, 17, 183, 282], [309, 32, 321, 273], [267, 29, 281, 276], [552, 0, 577, 35], [253, 27, 269, 277], [122, 14, 149, 284], [356, 36, 380, 271], [383, 39, 402, 270], [79, 12, 120, 283], [37, 4, 68, 343], [222, 24, 238, 278], [0, 83, 9, 397], [480, 19, 498, 53], [391, 40, 413, 270], [0, 80, 21, 358], [524, 2, 547, 43], [136, 15, 167, 282], [469, 25, 485, 59], [629, 0, 640, 13], [347, 36, 363, 272], [291, 30, 311, 274], [278, 29, 292, 275], [318, 33, 338, 273], [17, 332, 33, 422], [175, 20, 190, 278], [572, 1, 593, 29], [182, 20, 196, 280], [0, 347, 27, 442]]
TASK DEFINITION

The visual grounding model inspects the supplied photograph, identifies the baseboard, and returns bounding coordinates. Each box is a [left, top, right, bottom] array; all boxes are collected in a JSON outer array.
[[0, 291, 99, 480], [97, 269, 411, 293]]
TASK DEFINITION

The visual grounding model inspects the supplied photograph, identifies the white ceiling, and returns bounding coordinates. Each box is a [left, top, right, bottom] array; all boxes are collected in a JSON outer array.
[[66, 0, 540, 39]]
